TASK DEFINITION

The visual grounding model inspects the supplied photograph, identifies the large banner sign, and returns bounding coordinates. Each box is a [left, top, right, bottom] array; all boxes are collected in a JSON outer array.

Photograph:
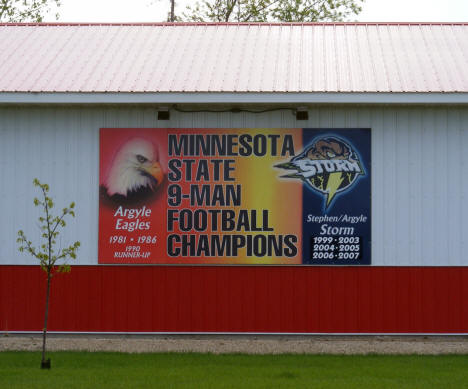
[[99, 128, 371, 265]]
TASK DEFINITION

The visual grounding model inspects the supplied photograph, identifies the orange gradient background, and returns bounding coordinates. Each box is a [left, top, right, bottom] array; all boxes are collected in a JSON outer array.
[[99, 128, 303, 264]]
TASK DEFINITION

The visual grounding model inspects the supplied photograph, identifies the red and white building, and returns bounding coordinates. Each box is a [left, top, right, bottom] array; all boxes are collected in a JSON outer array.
[[0, 23, 467, 334]]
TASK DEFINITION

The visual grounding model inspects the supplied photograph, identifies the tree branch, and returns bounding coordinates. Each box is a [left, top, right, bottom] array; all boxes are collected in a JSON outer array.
[[224, 0, 237, 22]]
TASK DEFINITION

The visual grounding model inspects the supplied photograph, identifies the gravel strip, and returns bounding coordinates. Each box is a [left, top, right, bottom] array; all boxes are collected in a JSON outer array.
[[2, 335, 468, 354]]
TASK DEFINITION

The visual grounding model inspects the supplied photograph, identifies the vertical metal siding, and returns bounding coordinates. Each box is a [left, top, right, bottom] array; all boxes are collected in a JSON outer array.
[[1, 266, 467, 333], [0, 106, 467, 266]]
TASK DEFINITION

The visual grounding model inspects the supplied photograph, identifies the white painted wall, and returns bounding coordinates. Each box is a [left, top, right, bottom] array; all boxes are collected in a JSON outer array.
[[0, 105, 467, 265]]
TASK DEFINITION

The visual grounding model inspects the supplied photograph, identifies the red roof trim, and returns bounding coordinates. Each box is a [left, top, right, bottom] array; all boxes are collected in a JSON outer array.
[[1, 22, 468, 27]]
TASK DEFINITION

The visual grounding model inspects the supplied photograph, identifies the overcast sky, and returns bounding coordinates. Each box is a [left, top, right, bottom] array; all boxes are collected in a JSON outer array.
[[50, 0, 468, 23]]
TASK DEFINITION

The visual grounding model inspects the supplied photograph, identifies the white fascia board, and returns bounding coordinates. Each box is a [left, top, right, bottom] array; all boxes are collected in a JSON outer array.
[[0, 92, 468, 104]]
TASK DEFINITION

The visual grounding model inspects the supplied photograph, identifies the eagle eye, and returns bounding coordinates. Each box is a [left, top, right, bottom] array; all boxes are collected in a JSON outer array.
[[136, 154, 148, 164]]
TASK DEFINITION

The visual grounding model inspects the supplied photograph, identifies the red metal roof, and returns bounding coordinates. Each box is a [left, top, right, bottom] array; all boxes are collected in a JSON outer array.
[[0, 23, 466, 93]]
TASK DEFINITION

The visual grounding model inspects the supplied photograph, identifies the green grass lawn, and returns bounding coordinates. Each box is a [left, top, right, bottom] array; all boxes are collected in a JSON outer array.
[[0, 352, 467, 389]]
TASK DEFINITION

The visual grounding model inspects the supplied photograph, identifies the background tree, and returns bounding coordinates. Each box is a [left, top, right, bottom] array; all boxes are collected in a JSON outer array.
[[152, 0, 176, 22], [17, 179, 80, 369], [181, 0, 364, 22], [0, 0, 61, 22], [170, 0, 175, 21]]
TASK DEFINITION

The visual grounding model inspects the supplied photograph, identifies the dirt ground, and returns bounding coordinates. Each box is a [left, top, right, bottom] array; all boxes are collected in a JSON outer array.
[[1, 334, 468, 354]]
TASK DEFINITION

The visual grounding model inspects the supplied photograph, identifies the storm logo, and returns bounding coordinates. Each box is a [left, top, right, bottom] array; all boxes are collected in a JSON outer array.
[[276, 136, 364, 208]]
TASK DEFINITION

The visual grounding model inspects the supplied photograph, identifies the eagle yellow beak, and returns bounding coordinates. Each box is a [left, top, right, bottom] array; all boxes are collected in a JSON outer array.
[[142, 161, 164, 186]]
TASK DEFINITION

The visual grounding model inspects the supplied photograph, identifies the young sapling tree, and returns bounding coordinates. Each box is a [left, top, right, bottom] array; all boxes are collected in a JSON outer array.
[[17, 178, 80, 369]]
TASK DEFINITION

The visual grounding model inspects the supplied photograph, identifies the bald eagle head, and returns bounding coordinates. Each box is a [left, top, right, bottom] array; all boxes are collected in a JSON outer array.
[[105, 138, 164, 200]]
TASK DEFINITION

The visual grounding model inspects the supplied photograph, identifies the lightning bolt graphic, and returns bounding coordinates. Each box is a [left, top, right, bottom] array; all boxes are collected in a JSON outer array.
[[325, 172, 344, 207]]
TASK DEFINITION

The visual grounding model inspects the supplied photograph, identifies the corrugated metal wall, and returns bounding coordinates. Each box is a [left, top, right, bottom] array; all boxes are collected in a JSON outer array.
[[1, 265, 467, 333], [1, 105, 467, 266], [1, 105, 468, 333]]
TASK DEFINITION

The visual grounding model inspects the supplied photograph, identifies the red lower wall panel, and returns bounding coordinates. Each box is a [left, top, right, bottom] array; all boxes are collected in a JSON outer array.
[[1, 266, 467, 333]]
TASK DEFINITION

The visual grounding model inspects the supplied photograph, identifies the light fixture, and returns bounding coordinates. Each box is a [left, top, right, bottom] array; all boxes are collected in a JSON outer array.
[[296, 107, 309, 121], [157, 107, 170, 120]]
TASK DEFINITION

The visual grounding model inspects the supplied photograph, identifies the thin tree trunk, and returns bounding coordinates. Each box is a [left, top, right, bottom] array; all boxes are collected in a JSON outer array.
[[41, 271, 51, 364], [170, 0, 175, 22], [41, 187, 52, 368]]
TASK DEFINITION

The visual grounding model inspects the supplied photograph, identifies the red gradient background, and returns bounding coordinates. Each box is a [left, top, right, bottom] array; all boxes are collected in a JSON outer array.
[[99, 128, 168, 263]]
